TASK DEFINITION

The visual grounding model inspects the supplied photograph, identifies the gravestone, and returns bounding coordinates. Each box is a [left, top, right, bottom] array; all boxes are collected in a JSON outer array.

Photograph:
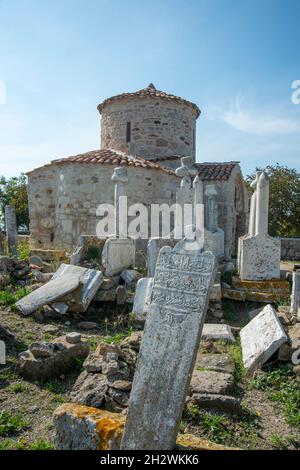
[[290, 272, 300, 318], [240, 304, 288, 372], [101, 167, 135, 276], [121, 235, 217, 450], [204, 185, 224, 258], [5, 205, 18, 256], [132, 277, 154, 322], [238, 172, 281, 280]]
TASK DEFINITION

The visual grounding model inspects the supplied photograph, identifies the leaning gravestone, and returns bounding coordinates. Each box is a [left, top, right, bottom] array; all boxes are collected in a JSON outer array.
[[121, 236, 217, 450]]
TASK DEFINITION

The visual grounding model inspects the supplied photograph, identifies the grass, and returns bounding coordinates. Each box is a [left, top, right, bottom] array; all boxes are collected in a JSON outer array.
[[8, 382, 28, 394], [17, 239, 31, 261], [0, 287, 29, 310], [252, 364, 300, 428], [184, 404, 259, 449], [0, 438, 54, 450], [0, 410, 29, 436], [267, 434, 294, 450], [214, 339, 246, 383]]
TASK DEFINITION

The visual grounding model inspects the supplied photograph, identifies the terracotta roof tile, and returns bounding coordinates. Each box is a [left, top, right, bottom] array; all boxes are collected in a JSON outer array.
[[97, 83, 201, 118], [49, 149, 175, 175], [195, 162, 238, 181], [27, 148, 238, 182]]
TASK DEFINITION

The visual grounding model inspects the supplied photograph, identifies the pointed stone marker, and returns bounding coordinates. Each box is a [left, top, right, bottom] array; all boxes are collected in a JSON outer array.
[[121, 235, 217, 450]]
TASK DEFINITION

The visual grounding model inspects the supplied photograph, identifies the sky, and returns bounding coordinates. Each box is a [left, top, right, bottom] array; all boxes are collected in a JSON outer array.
[[0, 0, 300, 178]]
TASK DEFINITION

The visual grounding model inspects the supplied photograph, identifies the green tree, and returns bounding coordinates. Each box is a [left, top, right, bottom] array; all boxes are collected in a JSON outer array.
[[0, 174, 29, 232], [246, 164, 300, 237]]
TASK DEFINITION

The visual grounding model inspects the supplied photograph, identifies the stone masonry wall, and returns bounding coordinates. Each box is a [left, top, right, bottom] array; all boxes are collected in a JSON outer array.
[[28, 164, 178, 250], [27, 163, 248, 260], [100, 97, 197, 160], [280, 238, 300, 261]]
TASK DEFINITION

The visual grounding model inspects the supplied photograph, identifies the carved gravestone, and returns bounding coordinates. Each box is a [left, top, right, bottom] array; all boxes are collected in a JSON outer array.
[[121, 237, 217, 450]]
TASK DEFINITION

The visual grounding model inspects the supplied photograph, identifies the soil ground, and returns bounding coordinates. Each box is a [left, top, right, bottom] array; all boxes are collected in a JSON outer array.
[[0, 282, 299, 450]]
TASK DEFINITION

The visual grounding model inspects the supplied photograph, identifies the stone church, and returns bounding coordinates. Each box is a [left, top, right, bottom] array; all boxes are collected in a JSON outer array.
[[26, 84, 248, 260]]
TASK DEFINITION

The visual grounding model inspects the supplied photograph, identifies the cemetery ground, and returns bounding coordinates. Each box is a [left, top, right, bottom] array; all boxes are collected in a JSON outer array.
[[0, 291, 299, 451]]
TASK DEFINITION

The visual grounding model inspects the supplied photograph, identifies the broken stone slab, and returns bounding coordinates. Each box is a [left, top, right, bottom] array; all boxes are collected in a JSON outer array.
[[15, 272, 81, 316], [51, 264, 104, 313], [222, 288, 246, 302], [102, 238, 135, 277], [240, 304, 289, 373], [194, 353, 235, 374], [132, 277, 154, 322], [187, 394, 243, 416], [190, 370, 234, 396], [19, 334, 89, 380], [202, 323, 235, 343], [52, 302, 69, 315], [53, 403, 238, 450], [120, 269, 142, 285]]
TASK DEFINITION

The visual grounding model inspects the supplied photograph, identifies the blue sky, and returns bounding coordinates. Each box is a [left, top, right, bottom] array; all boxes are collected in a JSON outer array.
[[0, 0, 299, 178]]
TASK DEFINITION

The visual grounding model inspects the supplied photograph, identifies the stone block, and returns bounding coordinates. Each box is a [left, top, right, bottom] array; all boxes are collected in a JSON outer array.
[[240, 304, 288, 372], [222, 288, 246, 302], [19, 335, 89, 380], [102, 238, 135, 277], [202, 323, 235, 343], [53, 404, 238, 450], [239, 234, 281, 281], [190, 370, 234, 396]]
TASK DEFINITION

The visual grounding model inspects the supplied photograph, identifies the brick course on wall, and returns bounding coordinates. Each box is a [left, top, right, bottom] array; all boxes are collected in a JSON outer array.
[[280, 238, 300, 261]]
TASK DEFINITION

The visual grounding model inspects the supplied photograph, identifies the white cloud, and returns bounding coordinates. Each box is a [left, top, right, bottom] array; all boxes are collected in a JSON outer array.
[[209, 96, 300, 136]]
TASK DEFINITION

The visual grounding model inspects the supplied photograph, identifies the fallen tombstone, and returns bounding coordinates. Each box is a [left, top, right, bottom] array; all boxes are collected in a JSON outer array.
[[240, 304, 288, 373], [15, 273, 81, 316], [121, 236, 217, 450], [16, 264, 103, 315], [51, 264, 103, 313], [202, 323, 235, 343], [53, 403, 238, 450], [19, 333, 89, 380]]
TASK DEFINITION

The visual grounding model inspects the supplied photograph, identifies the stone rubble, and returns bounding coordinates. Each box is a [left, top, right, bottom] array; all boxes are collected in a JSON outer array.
[[19, 333, 89, 380]]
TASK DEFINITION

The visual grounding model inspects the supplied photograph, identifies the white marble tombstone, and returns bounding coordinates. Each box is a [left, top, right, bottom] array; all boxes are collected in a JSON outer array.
[[204, 185, 224, 258], [238, 171, 281, 281]]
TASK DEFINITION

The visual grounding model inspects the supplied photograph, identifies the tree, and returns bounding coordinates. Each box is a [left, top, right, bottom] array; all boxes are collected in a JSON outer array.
[[246, 164, 300, 237], [0, 174, 29, 232]]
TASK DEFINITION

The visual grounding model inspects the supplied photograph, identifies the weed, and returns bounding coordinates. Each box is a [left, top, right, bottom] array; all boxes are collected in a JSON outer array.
[[0, 438, 54, 450], [268, 434, 290, 450], [0, 287, 28, 310], [0, 410, 29, 436], [252, 364, 300, 428], [9, 382, 27, 394], [17, 239, 31, 261]]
